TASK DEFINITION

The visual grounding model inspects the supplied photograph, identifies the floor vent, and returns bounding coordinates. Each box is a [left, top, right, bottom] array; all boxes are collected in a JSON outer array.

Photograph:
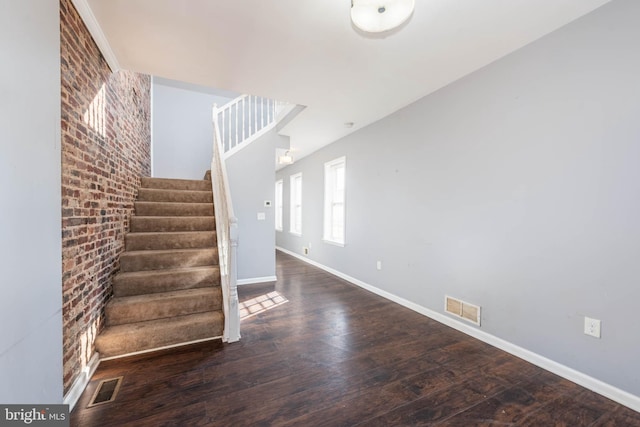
[[87, 376, 123, 408], [445, 296, 481, 326]]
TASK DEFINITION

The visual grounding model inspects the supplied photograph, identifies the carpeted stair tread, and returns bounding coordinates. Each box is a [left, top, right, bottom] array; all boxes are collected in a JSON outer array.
[[130, 216, 215, 232], [140, 177, 211, 191], [106, 288, 223, 326], [137, 188, 213, 203], [95, 311, 224, 358], [134, 201, 214, 217], [96, 174, 225, 360], [125, 230, 216, 251], [113, 266, 220, 297], [120, 248, 218, 272]]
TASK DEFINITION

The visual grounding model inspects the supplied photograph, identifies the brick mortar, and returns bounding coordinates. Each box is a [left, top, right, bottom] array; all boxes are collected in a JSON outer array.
[[60, 0, 151, 394]]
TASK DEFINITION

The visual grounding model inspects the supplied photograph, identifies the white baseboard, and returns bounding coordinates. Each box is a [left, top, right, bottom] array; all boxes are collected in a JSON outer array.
[[237, 276, 277, 286], [275, 246, 640, 412], [63, 352, 100, 411]]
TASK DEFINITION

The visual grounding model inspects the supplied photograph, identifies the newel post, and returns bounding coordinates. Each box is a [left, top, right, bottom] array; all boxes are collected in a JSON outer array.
[[227, 216, 241, 342]]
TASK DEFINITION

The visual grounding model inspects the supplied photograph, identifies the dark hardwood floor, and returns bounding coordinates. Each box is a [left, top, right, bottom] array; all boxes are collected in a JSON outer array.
[[71, 251, 640, 426]]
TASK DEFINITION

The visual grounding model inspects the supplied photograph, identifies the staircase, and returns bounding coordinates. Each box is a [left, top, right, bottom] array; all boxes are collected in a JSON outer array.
[[95, 175, 224, 358]]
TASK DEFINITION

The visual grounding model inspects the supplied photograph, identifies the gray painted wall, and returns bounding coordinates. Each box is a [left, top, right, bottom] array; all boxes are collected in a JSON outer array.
[[227, 130, 287, 281], [152, 80, 235, 179], [0, 0, 63, 402], [152, 79, 280, 281], [277, 0, 640, 396]]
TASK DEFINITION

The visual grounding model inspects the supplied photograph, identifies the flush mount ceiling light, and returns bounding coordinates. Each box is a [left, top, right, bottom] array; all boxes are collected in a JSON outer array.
[[351, 0, 415, 33]]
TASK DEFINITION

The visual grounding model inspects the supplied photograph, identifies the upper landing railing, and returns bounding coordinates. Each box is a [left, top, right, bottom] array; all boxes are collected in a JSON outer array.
[[214, 95, 288, 157]]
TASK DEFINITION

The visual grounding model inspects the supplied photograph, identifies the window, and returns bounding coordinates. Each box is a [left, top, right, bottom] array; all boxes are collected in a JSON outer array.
[[275, 180, 283, 231], [289, 173, 302, 235], [323, 157, 346, 245]]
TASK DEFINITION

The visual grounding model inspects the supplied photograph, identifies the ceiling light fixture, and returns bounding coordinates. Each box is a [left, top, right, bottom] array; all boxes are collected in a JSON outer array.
[[351, 0, 415, 33], [278, 151, 294, 165]]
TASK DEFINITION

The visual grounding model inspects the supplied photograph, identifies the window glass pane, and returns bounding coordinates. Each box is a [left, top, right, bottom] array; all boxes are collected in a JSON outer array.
[[290, 173, 302, 234], [324, 158, 345, 244], [335, 166, 345, 192], [331, 203, 344, 239]]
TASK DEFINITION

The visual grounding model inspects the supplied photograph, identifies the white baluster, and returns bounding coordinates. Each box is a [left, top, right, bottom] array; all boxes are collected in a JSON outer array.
[[228, 107, 232, 149], [235, 102, 240, 145], [221, 111, 226, 151], [270, 99, 274, 123], [249, 96, 253, 136], [254, 95, 258, 134], [242, 97, 246, 142]]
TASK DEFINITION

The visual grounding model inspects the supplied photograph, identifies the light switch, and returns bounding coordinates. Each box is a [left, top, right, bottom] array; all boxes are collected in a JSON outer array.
[[257, 212, 266, 221]]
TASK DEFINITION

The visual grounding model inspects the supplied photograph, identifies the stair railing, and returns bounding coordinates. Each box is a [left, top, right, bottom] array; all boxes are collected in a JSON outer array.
[[215, 94, 288, 157], [211, 104, 240, 343]]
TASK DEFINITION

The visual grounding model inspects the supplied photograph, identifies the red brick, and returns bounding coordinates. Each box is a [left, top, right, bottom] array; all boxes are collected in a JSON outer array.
[[60, 0, 151, 395]]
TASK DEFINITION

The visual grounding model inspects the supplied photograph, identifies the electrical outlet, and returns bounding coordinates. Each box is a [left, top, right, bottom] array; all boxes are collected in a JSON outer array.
[[303, 247, 309, 255], [584, 316, 601, 338], [376, 261, 382, 271]]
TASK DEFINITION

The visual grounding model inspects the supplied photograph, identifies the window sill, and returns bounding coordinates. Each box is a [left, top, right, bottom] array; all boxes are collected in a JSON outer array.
[[290, 231, 302, 237]]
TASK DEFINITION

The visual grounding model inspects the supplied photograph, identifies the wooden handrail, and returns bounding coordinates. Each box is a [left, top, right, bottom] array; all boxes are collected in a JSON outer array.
[[211, 103, 240, 343]]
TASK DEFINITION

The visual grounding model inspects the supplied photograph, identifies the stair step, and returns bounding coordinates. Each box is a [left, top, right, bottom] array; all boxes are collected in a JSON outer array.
[[135, 201, 213, 217], [106, 288, 222, 326], [96, 174, 225, 360], [137, 188, 213, 203], [113, 266, 220, 297], [125, 231, 216, 251], [120, 248, 218, 272], [95, 311, 224, 358], [141, 177, 211, 192], [130, 216, 215, 232]]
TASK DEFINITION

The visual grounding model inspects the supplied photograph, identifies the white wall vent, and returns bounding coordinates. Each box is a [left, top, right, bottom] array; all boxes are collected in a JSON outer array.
[[445, 295, 481, 326]]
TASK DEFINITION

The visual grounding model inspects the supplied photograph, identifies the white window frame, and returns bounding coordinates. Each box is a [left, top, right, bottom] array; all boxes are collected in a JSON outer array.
[[323, 156, 346, 246], [275, 179, 283, 231], [289, 173, 302, 236]]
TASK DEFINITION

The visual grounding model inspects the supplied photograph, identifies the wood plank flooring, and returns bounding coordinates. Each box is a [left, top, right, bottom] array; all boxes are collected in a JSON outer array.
[[70, 251, 640, 426]]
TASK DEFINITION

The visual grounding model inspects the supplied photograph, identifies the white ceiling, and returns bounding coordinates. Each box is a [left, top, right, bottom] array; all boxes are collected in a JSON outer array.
[[84, 0, 611, 160]]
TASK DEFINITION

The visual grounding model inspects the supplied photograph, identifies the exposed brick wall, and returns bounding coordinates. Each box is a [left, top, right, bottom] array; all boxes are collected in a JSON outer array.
[[60, 0, 151, 394]]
